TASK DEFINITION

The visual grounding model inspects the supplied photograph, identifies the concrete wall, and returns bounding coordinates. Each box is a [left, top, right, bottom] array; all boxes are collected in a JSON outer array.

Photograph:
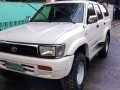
[[107, 4, 114, 20], [0, 2, 43, 30], [46, 0, 54, 2], [0, 2, 43, 22]]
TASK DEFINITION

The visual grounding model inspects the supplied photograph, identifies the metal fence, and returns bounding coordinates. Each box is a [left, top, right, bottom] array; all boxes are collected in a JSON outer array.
[[0, 20, 28, 31]]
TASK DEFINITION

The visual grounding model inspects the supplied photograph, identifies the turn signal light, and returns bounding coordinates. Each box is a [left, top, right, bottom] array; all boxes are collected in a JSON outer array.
[[38, 65, 52, 71]]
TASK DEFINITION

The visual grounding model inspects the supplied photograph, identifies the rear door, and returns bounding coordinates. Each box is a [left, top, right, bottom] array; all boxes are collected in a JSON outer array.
[[93, 4, 104, 42], [99, 4, 111, 39]]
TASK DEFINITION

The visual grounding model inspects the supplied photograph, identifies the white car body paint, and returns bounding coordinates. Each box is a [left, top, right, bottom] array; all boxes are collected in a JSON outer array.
[[0, 1, 111, 79]]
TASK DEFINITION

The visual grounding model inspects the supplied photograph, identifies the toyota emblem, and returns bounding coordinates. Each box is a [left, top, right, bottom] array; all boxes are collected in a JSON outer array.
[[11, 46, 17, 53]]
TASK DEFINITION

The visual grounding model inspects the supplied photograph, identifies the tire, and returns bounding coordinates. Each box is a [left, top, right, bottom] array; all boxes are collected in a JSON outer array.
[[98, 34, 110, 57], [61, 52, 87, 90]]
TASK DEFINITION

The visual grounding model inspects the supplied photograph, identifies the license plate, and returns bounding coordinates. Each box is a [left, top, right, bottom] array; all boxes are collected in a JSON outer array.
[[5, 62, 24, 72]]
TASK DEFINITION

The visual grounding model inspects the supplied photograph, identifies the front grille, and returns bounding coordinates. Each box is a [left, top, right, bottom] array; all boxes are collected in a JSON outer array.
[[0, 41, 38, 57]]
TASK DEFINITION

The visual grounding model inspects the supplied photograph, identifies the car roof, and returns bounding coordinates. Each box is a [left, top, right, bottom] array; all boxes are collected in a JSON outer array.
[[45, 0, 99, 5]]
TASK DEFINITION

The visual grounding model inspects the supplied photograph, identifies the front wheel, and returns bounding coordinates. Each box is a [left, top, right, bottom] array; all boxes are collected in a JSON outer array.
[[98, 34, 110, 57], [61, 52, 86, 90]]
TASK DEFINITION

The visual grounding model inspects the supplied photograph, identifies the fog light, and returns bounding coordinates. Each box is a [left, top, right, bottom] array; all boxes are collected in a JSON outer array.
[[38, 65, 52, 71]]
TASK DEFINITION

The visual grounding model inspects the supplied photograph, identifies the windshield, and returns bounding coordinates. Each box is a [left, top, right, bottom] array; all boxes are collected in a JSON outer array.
[[31, 3, 84, 23]]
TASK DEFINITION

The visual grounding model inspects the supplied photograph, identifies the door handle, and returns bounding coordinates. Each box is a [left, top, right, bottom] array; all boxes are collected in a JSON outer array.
[[97, 25, 99, 28]]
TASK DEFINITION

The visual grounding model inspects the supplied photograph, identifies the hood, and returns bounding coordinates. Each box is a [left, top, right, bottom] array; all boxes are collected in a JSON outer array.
[[0, 22, 80, 44]]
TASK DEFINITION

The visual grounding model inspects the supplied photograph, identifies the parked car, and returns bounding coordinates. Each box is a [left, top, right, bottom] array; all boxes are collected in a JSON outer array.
[[0, 1, 111, 90]]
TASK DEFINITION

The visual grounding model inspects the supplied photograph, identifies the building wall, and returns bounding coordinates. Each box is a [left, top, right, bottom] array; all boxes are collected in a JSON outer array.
[[0, 2, 43, 30], [108, 4, 114, 20], [46, 0, 54, 2]]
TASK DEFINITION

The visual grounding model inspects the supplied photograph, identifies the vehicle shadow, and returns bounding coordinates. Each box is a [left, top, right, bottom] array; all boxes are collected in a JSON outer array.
[[0, 71, 62, 90]]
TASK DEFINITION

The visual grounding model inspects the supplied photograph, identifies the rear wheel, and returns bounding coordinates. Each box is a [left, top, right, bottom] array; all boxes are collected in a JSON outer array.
[[61, 52, 87, 90], [98, 34, 110, 57]]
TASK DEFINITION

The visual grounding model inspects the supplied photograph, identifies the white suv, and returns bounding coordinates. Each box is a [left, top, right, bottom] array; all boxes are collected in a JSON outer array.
[[0, 1, 111, 90]]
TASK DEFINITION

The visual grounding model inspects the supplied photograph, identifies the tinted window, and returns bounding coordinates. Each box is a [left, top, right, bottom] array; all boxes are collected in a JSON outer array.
[[94, 4, 103, 20], [87, 4, 96, 16], [99, 4, 109, 17], [87, 4, 96, 23]]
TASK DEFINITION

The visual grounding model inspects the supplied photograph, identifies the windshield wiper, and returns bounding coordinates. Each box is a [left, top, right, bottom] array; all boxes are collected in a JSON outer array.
[[26, 3, 49, 22], [55, 8, 76, 24]]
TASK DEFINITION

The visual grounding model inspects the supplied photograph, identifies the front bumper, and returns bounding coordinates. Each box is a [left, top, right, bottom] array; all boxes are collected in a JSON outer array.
[[0, 52, 74, 79]]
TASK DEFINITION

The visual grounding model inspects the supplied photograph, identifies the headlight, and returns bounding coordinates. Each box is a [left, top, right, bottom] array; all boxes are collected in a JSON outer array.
[[40, 46, 55, 56], [39, 44, 65, 58]]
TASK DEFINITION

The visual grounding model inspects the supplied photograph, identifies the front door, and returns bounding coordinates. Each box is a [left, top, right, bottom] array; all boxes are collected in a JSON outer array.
[[85, 3, 100, 56]]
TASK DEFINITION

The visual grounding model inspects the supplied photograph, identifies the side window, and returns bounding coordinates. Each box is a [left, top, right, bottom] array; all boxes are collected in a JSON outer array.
[[94, 4, 103, 20], [87, 4, 96, 23], [99, 4, 109, 17], [87, 4, 96, 17]]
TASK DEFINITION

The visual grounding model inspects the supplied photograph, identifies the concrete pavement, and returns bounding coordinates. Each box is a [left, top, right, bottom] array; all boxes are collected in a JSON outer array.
[[111, 25, 120, 42], [84, 38, 120, 90], [0, 26, 120, 90]]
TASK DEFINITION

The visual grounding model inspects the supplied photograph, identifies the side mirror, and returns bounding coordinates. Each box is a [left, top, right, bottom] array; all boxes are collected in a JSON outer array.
[[26, 16, 31, 22], [88, 15, 97, 24]]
